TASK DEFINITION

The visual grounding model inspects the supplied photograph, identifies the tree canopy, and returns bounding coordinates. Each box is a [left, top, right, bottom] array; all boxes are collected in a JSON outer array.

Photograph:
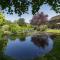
[[15, 18, 26, 26], [30, 12, 48, 26], [0, 0, 60, 15]]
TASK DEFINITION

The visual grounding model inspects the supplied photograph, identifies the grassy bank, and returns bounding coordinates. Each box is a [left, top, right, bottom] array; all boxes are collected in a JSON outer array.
[[46, 29, 60, 34]]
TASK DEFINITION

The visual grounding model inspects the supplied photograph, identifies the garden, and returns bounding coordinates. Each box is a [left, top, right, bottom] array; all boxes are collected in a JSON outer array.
[[0, 0, 60, 60]]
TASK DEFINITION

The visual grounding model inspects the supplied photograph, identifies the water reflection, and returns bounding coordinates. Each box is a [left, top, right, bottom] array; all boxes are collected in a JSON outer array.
[[18, 33, 26, 41], [9, 34, 17, 40], [0, 36, 8, 60], [9, 33, 26, 41], [0, 34, 16, 60], [4, 35, 53, 60], [31, 35, 48, 48]]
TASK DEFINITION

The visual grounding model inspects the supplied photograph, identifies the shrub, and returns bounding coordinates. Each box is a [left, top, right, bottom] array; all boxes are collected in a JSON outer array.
[[2, 25, 10, 31]]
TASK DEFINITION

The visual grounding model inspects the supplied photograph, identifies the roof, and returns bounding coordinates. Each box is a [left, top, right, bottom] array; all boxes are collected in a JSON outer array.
[[49, 15, 60, 23], [56, 23, 60, 24], [50, 15, 60, 20]]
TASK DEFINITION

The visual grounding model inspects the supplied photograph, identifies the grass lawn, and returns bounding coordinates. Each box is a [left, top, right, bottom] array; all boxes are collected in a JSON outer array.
[[34, 32, 60, 60], [46, 29, 60, 34]]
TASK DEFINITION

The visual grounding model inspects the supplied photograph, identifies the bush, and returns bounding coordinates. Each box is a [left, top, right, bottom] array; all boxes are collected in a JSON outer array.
[[9, 24, 21, 34], [2, 25, 10, 31], [36, 25, 48, 31]]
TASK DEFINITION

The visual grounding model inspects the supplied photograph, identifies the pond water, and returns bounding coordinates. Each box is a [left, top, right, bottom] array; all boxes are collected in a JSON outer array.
[[4, 36, 53, 60]]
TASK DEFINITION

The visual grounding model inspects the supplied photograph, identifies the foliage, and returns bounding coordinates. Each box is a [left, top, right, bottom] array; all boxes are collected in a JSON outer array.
[[15, 18, 26, 26], [5, 20, 12, 25], [0, 29, 4, 40], [9, 24, 21, 33], [1, 25, 11, 35], [0, 13, 6, 26], [37, 25, 48, 31], [0, 0, 60, 15], [30, 12, 48, 26], [0, 13, 33, 36], [27, 24, 32, 28], [2, 25, 10, 31]]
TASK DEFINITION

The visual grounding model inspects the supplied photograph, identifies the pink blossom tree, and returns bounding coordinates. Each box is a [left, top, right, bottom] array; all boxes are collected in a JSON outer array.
[[30, 12, 48, 26]]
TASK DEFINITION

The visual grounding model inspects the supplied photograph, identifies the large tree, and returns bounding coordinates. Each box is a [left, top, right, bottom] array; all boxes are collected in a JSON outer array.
[[30, 12, 48, 26], [15, 18, 26, 26], [0, 0, 60, 15]]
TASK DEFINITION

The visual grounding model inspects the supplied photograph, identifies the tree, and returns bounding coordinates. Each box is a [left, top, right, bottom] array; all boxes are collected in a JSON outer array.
[[5, 20, 12, 25], [30, 12, 48, 26], [0, 13, 6, 26], [16, 18, 26, 26], [0, 0, 60, 15]]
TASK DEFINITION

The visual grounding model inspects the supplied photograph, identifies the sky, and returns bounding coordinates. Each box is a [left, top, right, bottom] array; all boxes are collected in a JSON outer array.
[[4, 4, 60, 23]]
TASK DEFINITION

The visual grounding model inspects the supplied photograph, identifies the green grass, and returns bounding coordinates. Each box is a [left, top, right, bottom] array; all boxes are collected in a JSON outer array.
[[34, 35, 60, 60], [46, 29, 60, 34]]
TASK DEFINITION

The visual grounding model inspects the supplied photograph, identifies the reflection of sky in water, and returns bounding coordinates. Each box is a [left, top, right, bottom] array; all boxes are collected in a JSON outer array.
[[4, 36, 53, 60]]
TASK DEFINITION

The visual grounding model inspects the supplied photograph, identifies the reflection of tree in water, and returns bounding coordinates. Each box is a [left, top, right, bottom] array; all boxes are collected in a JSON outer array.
[[9, 32, 27, 41], [0, 38, 8, 59], [9, 34, 17, 40], [18, 32, 26, 41], [0, 34, 14, 60], [31, 35, 48, 48]]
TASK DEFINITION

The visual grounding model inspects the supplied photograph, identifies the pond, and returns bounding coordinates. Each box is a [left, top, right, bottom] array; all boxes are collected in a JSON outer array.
[[3, 35, 53, 60]]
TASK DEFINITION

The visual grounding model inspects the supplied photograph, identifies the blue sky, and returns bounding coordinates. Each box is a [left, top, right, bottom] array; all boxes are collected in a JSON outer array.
[[4, 4, 59, 23]]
